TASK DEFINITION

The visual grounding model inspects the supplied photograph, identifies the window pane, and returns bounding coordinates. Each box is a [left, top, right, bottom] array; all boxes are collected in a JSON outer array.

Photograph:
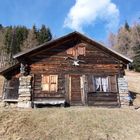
[[78, 46, 85, 56], [42, 84, 49, 91], [50, 84, 57, 92], [42, 75, 49, 84], [50, 75, 57, 83]]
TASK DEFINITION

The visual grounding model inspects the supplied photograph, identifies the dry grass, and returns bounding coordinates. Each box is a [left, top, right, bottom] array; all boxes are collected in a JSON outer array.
[[0, 107, 140, 140], [125, 70, 140, 94], [125, 70, 140, 106]]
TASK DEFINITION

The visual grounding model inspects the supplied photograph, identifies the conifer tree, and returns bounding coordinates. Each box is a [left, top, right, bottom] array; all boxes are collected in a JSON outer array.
[[38, 25, 52, 44], [132, 24, 140, 71], [0, 24, 52, 68], [22, 25, 39, 50], [124, 21, 130, 31]]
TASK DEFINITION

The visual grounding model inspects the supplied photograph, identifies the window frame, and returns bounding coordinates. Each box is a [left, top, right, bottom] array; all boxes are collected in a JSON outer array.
[[94, 76, 109, 93], [41, 75, 58, 93]]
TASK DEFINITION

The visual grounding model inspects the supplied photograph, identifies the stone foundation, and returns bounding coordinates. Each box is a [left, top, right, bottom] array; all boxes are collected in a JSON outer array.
[[0, 101, 17, 108], [18, 75, 32, 108], [118, 78, 129, 107]]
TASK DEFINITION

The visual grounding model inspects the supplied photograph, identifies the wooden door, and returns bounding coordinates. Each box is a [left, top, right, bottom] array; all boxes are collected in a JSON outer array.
[[70, 75, 82, 105], [3, 77, 19, 100]]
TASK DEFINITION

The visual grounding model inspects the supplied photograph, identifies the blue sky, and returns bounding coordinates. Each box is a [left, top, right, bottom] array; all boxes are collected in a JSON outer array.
[[0, 0, 140, 42]]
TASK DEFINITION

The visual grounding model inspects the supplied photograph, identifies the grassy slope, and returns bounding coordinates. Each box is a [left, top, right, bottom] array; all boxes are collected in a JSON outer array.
[[0, 108, 140, 140], [125, 70, 140, 94], [125, 70, 140, 106]]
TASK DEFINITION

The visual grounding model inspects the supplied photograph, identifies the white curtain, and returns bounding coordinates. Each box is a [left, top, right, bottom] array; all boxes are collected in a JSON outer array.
[[102, 77, 108, 92], [95, 77, 101, 91], [95, 77, 108, 92]]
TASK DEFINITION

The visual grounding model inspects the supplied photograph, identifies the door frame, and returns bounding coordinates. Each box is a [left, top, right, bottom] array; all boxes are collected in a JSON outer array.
[[68, 74, 86, 105]]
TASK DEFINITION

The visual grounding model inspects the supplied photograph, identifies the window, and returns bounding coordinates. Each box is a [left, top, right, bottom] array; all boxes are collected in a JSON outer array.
[[41, 75, 58, 92], [66, 43, 86, 56], [77, 45, 85, 56], [95, 77, 109, 92]]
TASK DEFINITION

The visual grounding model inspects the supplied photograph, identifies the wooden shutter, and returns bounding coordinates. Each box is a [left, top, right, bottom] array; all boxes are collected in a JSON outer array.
[[88, 75, 95, 93], [67, 48, 73, 55], [50, 75, 58, 92], [78, 46, 85, 56], [109, 75, 117, 92], [41, 75, 49, 91]]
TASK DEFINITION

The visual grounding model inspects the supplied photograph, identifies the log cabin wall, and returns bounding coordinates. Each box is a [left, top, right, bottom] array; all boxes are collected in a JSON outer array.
[[28, 39, 121, 106], [3, 70, 20, 101]]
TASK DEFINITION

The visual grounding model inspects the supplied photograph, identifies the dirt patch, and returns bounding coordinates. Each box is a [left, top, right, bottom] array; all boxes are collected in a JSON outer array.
[[0, 107, 140, 140]]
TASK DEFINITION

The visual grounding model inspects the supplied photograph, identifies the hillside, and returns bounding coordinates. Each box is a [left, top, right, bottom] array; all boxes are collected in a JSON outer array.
[[125, 70, 140, 106], [125, 70, 140, 93], [0, 108, 140, 140]]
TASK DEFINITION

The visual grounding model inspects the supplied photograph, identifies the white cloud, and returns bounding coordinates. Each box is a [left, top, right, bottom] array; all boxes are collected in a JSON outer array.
[[64, 0, 119, 32]]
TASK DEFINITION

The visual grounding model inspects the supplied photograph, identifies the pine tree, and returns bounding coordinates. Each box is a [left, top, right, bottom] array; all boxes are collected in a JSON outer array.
[[4, 26, 28, 65], [0, 24, 52, 68], [133, 48, 140, 71], [15, 26, 28, 52], [132, 24, 140, 71], [0, 24, 7, 68], [32, 24, 38, 37], [22, 25, 39, 51], [0, 24, 3, 30], [38, 25, 52, 44], [4, 26, 13, 54], [124, 21, 130, 31]]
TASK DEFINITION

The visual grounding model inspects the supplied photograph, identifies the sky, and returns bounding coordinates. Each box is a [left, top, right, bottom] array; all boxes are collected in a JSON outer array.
[[0, 0, 140, 42]]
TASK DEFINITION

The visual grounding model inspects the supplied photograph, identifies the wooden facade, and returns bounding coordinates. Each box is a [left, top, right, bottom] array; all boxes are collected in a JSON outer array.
[[0, 32, 132, 107]]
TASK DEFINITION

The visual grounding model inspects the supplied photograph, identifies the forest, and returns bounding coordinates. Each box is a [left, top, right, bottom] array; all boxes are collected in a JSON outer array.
[[0, 24, 52, 69], [108, 21, 140, 71]]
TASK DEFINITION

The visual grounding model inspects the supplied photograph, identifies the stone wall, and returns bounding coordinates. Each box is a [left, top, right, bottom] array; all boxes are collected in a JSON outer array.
[[118, 78, 129, 107], [18, 75, 32, 108]]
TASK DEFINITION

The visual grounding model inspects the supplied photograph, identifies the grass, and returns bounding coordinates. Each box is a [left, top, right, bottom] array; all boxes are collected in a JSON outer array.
[[125, 70, 140, 94], [125, 70, 140, 106], [0, 107, 140, 140]]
